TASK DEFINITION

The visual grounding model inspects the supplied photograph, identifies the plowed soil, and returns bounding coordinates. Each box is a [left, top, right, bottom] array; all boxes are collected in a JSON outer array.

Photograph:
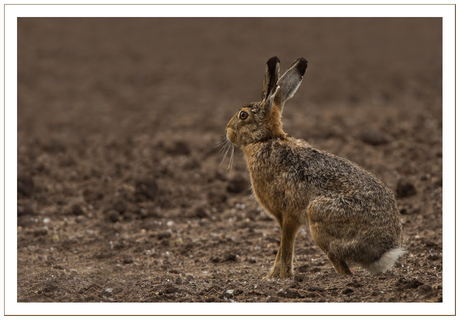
[[17, 18, 442, 304]]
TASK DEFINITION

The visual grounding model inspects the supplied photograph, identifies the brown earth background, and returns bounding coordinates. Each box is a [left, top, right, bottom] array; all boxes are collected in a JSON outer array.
[[17, 18, 442, 304]]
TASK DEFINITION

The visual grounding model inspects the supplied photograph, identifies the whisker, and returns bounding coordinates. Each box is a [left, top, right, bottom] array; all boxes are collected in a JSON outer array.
[[220, 141, 231, 166], [219, 141, 229, 153], [227, 144, 235, 172], [214, 138, 228, 149]]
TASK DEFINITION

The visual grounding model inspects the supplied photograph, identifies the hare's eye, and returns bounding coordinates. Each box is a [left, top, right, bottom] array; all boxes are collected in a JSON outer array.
[[239, 111, 249, 120]]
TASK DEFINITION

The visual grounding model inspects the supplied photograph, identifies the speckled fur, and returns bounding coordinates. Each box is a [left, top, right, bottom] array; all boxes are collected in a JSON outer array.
[[226, 57, 403, 278]]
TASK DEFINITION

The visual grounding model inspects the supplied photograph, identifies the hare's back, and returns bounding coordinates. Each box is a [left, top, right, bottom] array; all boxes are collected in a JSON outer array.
[[267, 138, 395, 201]]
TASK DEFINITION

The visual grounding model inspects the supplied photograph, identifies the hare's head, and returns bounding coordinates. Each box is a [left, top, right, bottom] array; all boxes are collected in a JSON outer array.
[[226, 56, 308, 147]]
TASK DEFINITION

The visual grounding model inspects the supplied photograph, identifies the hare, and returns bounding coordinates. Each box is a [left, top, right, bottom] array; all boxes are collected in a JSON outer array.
[[225, 57, 404, 278]]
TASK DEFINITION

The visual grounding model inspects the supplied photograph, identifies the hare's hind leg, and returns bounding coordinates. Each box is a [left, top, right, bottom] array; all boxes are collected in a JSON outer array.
[[264, 215, 301, 279], [326, 251, 352, 275], [309, 223, 352, 275], [307, 199, 353, 276]]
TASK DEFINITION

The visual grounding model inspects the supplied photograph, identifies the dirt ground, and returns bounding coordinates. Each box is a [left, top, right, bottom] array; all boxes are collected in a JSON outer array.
[[17, 18, 442, 304]]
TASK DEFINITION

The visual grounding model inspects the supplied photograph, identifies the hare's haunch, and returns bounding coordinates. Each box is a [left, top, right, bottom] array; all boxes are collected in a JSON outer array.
[[226, 57, 404, 278]]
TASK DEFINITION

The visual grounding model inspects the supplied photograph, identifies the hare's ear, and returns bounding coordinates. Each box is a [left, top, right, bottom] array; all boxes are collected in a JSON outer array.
[[261, 56, 280, 107], [274, 57, 308, 111]]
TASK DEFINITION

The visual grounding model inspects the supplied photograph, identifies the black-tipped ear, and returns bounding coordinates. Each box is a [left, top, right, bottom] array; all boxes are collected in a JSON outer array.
[[275, 57, 308, 107], [293, 57, 308, 78], [262, 56, 280, 102]]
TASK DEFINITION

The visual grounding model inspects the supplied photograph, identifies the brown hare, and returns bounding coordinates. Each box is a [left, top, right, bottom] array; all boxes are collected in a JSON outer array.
[[225, 57, 404, 278]]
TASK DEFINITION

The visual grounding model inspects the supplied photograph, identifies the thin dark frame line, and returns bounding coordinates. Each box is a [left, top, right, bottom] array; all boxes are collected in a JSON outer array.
[[453, 4, 457, 316], [2, 316, 458, 317], [3, 3, 5, 318], [1, 3, 458, 5], [7, 4, 453, 316]]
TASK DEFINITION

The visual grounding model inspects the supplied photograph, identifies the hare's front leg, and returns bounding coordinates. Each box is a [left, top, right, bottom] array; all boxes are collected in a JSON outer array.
[[264, 216, 301, 278]]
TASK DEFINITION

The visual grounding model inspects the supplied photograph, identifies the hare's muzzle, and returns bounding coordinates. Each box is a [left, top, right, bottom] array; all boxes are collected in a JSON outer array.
[[225, 127, 233, 143], [225, 112, 240, 145]]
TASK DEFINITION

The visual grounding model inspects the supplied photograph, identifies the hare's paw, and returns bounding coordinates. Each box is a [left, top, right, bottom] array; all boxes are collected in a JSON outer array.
[[279, 267, 293, 278], [263, 264, 293, 279], [263, 265, 281, 279]]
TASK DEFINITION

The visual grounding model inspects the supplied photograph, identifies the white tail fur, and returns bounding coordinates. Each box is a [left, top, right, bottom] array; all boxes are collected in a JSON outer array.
[[364, 247, 405, 275]]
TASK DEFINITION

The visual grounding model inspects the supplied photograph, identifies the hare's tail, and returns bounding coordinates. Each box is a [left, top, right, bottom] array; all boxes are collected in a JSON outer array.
[[364, 247, 405, 275]]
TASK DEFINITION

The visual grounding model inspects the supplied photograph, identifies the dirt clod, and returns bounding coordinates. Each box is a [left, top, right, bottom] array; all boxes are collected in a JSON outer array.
[[71, 204, 84, 216], [193, 207, 209, 219], [207, 191, 227, 206], [17, 175, 34, 198], [418, 285, 432, 294], [341, 288, 354, 295], [297, 264, 309, 273], [359, 128, 389, 146], [161, 284, 180, 294], [165, 141, 191, 156], [107, 210, 121, 223], [224, 253, 238, 262], [396, 179, 417, 198], [113, 200, 128, 214], [157, 232, 172, 240], [227, 175, 248, 194], [135, 178, 158, 201]]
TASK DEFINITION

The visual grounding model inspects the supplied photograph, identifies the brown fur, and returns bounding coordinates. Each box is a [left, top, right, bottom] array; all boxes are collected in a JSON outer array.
[[226, 57, 403, 278]]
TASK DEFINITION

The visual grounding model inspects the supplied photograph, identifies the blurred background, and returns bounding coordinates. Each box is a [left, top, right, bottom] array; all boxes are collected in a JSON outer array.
[[18, 18, 441, 140], [17, 18, 443, 302]]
